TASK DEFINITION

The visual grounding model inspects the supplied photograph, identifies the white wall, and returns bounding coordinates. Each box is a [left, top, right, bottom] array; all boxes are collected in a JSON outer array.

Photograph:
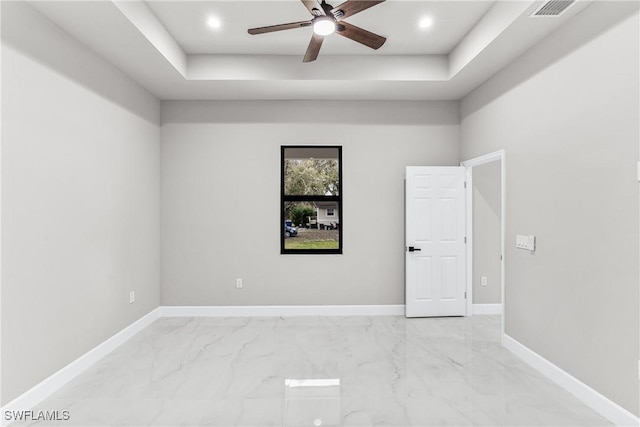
[[461, 2, 639, 416], [161, 100, 459, 306], [472, 161, 501, 304], [1, 2, 160, 405]]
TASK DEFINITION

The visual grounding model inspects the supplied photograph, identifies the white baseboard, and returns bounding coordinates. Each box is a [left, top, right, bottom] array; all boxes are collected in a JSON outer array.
[[503, 334, 639, 427], [0, 308, 160, 425], [472, 303, 502, 315], [159, 304, 406, 317]]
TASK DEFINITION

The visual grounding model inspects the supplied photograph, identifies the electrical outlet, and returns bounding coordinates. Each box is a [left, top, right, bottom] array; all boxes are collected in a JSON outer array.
[[481, 276, 488, 286], [236, 278, 243, 289], [129, 291, 135, 304]]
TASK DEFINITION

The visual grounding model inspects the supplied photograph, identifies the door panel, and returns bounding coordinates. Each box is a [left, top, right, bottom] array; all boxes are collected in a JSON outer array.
[[406, 166, 466, 318], [441, 198, 458, 241], [414, 199, 432, 241], [415, 256, 433, 300], [441, 256, 458, 299]]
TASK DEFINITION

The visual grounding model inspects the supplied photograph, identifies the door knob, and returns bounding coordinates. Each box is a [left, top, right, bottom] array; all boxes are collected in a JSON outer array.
[[408, 246, 421, 252]]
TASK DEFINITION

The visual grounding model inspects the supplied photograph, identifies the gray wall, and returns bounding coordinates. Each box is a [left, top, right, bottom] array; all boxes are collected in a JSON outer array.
[[460, 2, 639, 416], [160, 101, 460, 306], [1, 2, 161, 405], [2, 0, 638, 419], [472, 161, 501, 304]]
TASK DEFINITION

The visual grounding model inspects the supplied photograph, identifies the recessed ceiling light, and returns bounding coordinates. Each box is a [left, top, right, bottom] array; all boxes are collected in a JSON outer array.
[[419, 17, 434, 29], [207, 16, 221, 29]]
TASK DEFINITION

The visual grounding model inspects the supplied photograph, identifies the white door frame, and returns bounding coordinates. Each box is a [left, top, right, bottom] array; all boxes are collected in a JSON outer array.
[[460, 150, 506, 336]]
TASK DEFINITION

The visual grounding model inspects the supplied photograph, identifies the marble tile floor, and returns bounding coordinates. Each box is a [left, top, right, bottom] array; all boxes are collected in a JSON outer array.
[[12, 315, 612, 427]]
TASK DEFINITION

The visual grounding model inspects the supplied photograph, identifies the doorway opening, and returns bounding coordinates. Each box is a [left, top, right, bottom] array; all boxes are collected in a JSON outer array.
[[461, 150, 506, 337]]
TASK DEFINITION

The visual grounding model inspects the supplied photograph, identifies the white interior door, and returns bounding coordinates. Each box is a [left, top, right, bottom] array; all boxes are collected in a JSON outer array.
[[405, 166, 466, 317]]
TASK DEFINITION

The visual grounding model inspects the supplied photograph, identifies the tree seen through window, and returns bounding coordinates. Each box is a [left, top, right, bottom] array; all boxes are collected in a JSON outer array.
[[281, 146, 342, 254]]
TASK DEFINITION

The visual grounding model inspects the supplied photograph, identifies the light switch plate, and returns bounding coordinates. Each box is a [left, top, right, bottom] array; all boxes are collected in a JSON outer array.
[[516, 235, 536, 251]]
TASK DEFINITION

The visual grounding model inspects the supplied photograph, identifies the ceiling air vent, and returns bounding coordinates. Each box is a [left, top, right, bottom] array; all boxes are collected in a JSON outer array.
[[531, 0, 576, 17]]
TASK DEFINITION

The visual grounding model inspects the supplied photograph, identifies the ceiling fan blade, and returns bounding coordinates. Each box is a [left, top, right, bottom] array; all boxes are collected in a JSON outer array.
[[335, 21, 386, 50], [331, 0, 385, 20], [248, 21, 312, 35], [303, 33, 324, 62], [301, 0, 324, 16]]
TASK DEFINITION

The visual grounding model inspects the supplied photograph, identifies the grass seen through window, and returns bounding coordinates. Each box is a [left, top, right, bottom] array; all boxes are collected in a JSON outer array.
[[281, 146, 342, 254]]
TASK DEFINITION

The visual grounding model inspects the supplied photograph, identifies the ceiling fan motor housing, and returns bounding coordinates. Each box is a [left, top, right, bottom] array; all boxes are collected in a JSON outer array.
[[321, 1, 335, 15]]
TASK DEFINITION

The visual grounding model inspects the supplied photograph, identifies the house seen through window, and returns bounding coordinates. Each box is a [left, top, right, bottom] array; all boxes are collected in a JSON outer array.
[[281, 146, 342, 254]]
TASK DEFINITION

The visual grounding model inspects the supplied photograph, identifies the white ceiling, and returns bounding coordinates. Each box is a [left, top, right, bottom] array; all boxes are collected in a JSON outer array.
[[145, 1, 495, 55], [28, 0, 594, 101]]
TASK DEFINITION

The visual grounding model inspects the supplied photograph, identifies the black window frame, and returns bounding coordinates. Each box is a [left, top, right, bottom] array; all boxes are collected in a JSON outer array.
[[281, 145, 343, 255]]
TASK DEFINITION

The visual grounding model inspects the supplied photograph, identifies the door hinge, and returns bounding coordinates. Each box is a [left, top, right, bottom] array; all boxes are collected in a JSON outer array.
[[464, 236, 467, 244], [464, 181, 467, 189], [464, 291, 467, 299]]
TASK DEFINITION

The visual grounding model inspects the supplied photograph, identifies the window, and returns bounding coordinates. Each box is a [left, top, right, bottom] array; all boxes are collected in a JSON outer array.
[[281, 146, 342, 254]]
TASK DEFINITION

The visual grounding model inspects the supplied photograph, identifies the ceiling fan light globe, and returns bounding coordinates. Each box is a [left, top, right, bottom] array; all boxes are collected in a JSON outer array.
[[313, 18, 336, 36]]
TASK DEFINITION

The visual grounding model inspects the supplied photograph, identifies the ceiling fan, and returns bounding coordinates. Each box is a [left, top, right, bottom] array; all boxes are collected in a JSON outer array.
[[247, 0, 386, 63]]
